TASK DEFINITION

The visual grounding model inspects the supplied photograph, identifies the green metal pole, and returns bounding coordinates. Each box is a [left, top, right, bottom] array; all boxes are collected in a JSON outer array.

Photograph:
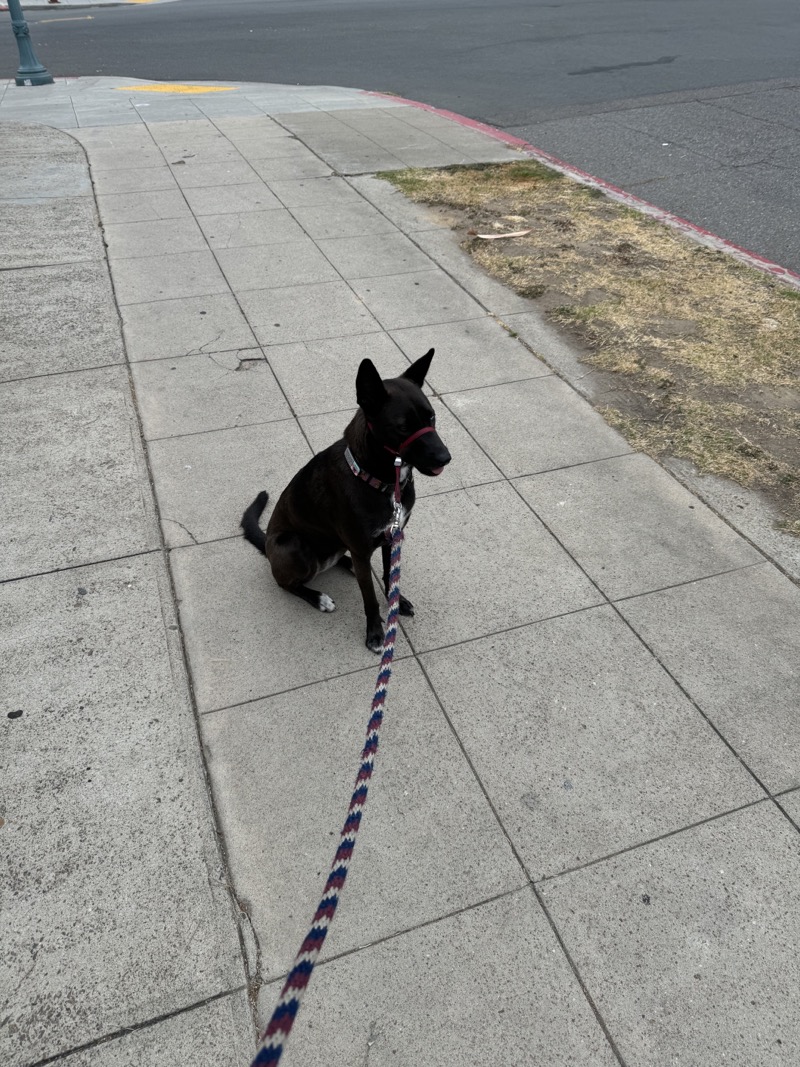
[[6, 0, 54, 86]]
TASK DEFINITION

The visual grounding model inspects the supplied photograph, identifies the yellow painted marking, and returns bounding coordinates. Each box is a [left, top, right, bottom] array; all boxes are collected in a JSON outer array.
[[41, 15, 94, 22], [122, 83, 237, 94]]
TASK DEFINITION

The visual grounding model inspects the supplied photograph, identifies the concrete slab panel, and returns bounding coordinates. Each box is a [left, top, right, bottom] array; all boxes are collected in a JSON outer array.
[[227, 136, 319, 164], [264, 332, 409, 416], [0, 160, 91, 199], [351, 270, 486, 330], [132, 350, 288, 440], [0, 259, 123, 383], [316, 231, 437, 279], [149, 121, 229, 149], [91, 166, 176, 195], [60, 991, 254, 1067], [289, 200, 397, 240], [170, 537, 409, 712], [95, 188, 192, 225], [74, 110, 144, 129], [86, 145, 165, 171], [103, 216, 207, 259], [197, 208, 306, 249], [183, 181, 282, 216], [445, 377, 631, 477], [0, 122, 84, 159], [395, 481, 602, 652], [422, 605, 762, 879], [412, 227, 540, 314], [0, 554, 243, 1066], [249, 156, 334, 181], [148, 419, 306, 547], [214, 116, 292, 146], [193, 99, 268, 120], [121, 292, 257, 362], [781, 791, 800, 825], [110, 250, 229, 305], [0, 367, 159, 580], [516, 453, 762, 600], [300, 396, 503, 499], [131, 103, 206, 123], [539, 803, 800, 1067], [215, 238, 339, 291], [502, 309, 613, 401], [242, 280, 380, 345], [171, 158, 260, 189], [0, 197, 101, 270], [161, 143, 243, 167], [325, 150, 413, 174], [390, 318, 550, 394], [664, 455, 800, 585], [72, 125, 155, 151], [0, 108, 78, 129], [258, 889, 617, 1067], [618, 565, 800, 792], [393, 145, 479, 167], [395, 105, 528, 155], [203, 660, 525, 978], [266, 176, 364, 208]]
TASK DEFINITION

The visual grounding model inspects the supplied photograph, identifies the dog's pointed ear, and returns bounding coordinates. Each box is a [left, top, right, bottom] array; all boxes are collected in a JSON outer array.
[[356, 358, 389, 413], [402, 347, 435, 388]]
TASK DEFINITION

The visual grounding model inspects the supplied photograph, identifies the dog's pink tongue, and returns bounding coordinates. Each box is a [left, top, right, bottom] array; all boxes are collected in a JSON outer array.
[[431, 466, 445, 476]]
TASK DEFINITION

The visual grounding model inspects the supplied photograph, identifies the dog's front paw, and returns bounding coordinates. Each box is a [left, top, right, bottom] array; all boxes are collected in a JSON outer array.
[[365, 626, 384, 655], [318, 594, 336, 612], [398, 595, 415, 617]]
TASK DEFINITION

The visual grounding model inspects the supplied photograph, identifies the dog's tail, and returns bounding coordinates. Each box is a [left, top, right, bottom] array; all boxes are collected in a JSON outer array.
[[240, 490, 269, 555]]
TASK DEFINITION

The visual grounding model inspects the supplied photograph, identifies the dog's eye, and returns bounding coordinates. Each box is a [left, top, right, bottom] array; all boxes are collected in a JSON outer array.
[[429, 413, 436, 426]]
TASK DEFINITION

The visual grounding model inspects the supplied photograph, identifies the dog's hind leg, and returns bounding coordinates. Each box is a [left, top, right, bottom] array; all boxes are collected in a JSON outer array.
[[268, 533, 336, 612]]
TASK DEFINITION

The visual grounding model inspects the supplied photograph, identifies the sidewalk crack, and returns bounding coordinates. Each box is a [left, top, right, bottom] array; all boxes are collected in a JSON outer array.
[[161, 517, 199, 545], [230, 893, 264, 1009]]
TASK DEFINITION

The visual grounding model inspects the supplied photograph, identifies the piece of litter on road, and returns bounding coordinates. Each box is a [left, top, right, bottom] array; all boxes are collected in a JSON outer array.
[[475, 229, 532, 240]]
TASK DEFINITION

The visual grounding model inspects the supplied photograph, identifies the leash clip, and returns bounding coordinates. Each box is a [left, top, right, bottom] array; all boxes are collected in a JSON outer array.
[[390, 456, 404, 533]]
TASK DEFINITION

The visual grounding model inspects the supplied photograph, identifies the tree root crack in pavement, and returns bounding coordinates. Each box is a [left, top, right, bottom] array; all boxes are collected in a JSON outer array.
[[162, 517, 199, 545]]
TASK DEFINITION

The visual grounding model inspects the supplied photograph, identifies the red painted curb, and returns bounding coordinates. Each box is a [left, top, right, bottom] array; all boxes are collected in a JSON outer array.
[[365, 90, 800, 292]]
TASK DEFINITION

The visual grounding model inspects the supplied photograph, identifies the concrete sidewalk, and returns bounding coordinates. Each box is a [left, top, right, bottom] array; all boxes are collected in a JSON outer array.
[[2, 78, 800, 1067]]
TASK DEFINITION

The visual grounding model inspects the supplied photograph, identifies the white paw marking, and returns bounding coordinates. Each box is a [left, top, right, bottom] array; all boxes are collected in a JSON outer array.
[[318, 594, 336, 612]]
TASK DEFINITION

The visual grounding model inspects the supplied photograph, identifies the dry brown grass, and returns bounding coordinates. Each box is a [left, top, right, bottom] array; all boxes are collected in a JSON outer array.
[[381, 162, 800, 534]]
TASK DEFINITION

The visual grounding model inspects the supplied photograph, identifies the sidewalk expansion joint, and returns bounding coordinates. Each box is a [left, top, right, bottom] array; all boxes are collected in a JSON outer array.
[[534, 795, 775, 886], [609, 559, 769, 605], [26, 987, 247, 1067], [84, 128, 258, 1030], [0, 547, 159, 587], [259, 884, 530, 987]]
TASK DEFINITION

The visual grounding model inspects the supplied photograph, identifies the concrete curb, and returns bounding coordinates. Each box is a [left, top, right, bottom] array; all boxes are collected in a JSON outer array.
[[366, 91, 800, 293], [1, 0, 181, 9]]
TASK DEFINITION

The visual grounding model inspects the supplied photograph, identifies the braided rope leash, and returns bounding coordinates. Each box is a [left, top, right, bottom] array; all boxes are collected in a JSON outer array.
[[251, 523, 405, 1067]]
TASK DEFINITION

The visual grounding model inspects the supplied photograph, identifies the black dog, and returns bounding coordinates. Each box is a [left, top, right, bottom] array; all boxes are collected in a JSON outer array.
[[241, 349, 451, 652]]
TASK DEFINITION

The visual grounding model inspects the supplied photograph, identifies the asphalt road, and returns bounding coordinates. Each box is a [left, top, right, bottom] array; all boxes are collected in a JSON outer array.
[[5, 0, 800, 270]]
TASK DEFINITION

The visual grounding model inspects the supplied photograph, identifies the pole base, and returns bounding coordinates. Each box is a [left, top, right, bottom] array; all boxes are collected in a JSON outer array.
[[15, 71, 55, 86]]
